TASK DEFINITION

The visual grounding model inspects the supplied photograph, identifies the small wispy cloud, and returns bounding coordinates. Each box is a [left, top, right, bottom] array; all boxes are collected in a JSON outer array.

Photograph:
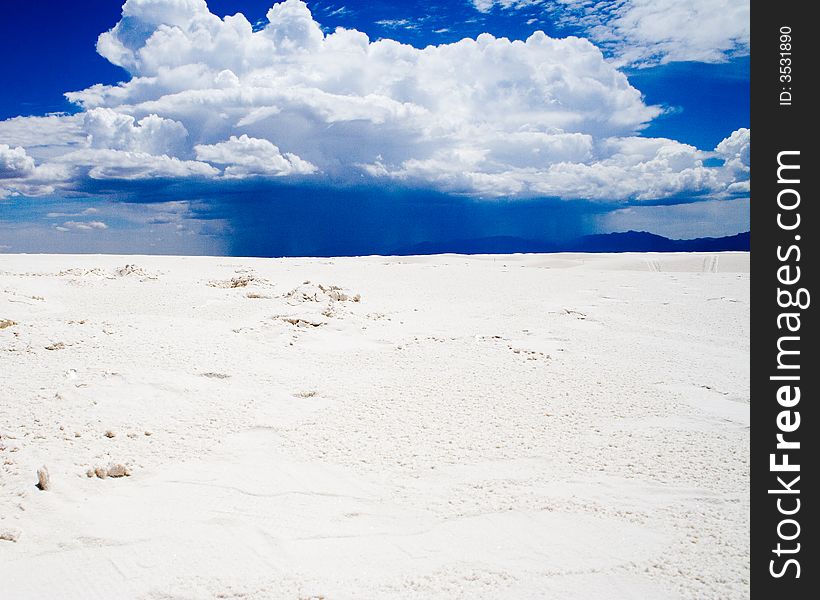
[[55, 220, 108, 232], [375, 19, 418, 30], [326, 6, 350, 17], [471, 0, 540, 12], [46, 207, 99, 218]]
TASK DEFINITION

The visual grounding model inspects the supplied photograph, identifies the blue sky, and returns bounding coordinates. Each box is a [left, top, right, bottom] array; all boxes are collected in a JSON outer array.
[[0, 0, 749, 256]]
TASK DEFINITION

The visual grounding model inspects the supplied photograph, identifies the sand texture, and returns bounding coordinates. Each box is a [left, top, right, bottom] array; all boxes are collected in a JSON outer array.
[[0, 252, 749, 599]]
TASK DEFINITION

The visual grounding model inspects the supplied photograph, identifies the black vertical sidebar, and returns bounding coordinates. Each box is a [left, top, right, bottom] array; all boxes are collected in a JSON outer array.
[[751, 1, 816, 597]]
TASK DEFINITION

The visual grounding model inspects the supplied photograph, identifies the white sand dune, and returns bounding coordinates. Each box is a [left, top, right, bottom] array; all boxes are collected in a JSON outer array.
[[0, 252, 749, 599]]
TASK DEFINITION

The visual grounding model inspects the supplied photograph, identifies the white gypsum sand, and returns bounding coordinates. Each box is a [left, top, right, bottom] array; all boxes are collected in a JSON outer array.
[[0, 252, 749, 599]]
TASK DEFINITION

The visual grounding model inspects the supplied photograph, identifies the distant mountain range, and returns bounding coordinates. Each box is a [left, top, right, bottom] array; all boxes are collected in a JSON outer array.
[[392, 231, 750, 255]]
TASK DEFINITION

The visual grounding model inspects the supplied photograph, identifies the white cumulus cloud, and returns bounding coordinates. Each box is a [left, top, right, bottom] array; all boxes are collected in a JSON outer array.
[[1, 144, 36, 179], [715, 127, 750, 170], [365, 133, 747, 201], [83, 108, 189, 156], [0, 0, 748, 203], [59, 148, 218, 180], [195, 135, 317, 177]]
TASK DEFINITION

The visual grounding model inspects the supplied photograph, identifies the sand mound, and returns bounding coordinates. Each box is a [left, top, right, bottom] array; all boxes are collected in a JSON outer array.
[[286, 281, 360, 303], [0, 528, 21, 543], [208, 275, 257, 288], [114, 264, 157, 279], [87, 463, 132, 479]]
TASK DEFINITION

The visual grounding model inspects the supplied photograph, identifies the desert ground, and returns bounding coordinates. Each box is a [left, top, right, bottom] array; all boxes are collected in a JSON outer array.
[[0, 252, 749, 599]]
